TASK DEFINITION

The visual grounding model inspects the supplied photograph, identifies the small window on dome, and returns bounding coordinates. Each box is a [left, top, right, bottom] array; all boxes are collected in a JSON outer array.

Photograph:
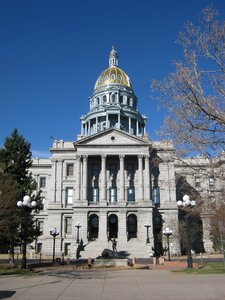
[[111, 74, 116, 81], [105, 75, 109, 81]]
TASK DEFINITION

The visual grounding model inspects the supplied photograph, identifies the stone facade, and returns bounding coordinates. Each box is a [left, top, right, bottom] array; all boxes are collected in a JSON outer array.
[[30, 48, 223, 259]]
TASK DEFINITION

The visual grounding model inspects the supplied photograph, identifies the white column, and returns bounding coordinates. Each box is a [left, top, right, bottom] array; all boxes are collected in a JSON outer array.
[[100, 155, 106, 201], [129, 117, 131, 134], [118, 113, 121, 129], [88, 121, 91, 135], [75, 156, 81, 201], [138, 155, 143, 201], [119, 155, 125, 201], [136, 120, 139, 135], [85, 123, 88, 136], [81, 122, 84, 136], [96, 117, 98, 133], [144, 155, 150, 201], [82, 156, 88, 201], [106, 114, 109, 128], [144, 120, 147, 135]]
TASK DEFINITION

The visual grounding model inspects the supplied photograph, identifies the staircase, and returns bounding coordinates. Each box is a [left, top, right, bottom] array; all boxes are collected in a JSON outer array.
[[79, 239, 152, 259]]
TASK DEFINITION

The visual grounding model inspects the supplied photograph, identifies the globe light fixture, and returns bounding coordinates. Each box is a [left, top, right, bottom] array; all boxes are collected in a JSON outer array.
[[17, 195, 37, 269], [177, 194, 196, 268]]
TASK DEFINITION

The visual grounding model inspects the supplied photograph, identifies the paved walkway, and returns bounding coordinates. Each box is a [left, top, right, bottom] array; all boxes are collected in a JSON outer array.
[[0, 267, 225, 300]]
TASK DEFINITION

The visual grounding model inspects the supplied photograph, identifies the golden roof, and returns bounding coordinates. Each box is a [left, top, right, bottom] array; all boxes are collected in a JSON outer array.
[[94, 66, 131, 89]]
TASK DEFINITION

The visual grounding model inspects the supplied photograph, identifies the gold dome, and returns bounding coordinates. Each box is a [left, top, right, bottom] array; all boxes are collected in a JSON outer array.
[[94, 66, 131, 89]]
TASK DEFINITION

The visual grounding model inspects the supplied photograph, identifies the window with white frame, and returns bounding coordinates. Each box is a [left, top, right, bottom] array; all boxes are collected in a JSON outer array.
[[64, 243, 71, 256], [66, 188, 73, 205], [66, 164, 74, 177], [65, 217, 72, 234], [39, 177, 46, 189], [92, 187, 99, 203], [109, 188, 117, 202], [127, 187, 135, 202]]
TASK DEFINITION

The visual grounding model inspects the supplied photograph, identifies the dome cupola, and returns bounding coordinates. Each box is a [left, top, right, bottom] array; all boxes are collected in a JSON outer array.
[[94, 46, 132, 90], [79, 47, 147, 139]]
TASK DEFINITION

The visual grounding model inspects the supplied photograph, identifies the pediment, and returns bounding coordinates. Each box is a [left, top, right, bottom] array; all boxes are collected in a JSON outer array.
[[74, 128, 150, 146]]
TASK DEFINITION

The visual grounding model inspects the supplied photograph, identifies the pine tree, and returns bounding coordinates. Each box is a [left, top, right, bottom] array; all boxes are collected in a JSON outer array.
[[0, 129, 42, 262]]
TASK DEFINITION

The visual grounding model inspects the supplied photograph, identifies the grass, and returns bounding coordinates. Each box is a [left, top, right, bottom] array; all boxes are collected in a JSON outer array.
[[0, 264, 39, 276], [173, 262, 225, 274]]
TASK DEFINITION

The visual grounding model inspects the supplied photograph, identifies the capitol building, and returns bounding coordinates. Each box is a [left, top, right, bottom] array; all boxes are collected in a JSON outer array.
[[31, 47, 221, 258]]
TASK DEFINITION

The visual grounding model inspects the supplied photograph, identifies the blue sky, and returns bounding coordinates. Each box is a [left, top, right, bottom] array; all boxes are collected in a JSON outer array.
[[0, 0, 224, 158]]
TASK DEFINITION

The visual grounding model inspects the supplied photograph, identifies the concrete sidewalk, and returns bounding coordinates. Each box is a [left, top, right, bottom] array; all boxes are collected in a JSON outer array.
[[0, 268, 225, 300]]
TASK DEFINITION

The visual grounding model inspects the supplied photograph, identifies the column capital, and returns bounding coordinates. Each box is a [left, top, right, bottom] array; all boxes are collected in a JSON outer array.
[[82, 155, 88, 162], [119, 154, 125, 160], [138, 155, 144, 159], [101, 154, 107, 159]]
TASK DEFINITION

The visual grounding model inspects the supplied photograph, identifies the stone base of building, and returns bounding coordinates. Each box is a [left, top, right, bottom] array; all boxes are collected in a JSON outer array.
[[93, 258, 128, 267]]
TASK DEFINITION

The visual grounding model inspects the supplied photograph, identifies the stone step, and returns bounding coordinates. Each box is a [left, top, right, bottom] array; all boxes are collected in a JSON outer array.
[[77, 240, 152, 258]]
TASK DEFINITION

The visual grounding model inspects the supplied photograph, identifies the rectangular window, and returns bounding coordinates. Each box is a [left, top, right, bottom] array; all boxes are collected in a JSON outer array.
[[127, 164, 134, 177], [109, 188, 117, 202], [40, 197, 45, 210], [109, 164, 117, 176], [153, 187, 160, 206], [39, 177, 46, 188], [209, 177, 215, 187], [66, 164, 74, 176], [64, 243, 71, 256], [92, 187, 99, 202], [127, 187, 135, 202], [92, 164, 100, 176], [65, 217, 72, 234], [66, 188, 73, 205], [37, 220, 44, 233]]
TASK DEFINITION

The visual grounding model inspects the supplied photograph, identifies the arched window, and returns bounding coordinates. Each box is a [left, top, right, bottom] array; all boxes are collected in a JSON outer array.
[[111, 94, 116, 102], [88, 214, 99, 241], [108, 214, 118, 239], [103, 95, 107, 103], [127, 214, 137, 240]]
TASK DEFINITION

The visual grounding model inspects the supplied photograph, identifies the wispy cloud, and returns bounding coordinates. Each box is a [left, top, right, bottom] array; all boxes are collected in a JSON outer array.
[[32, 150, 50, 158]]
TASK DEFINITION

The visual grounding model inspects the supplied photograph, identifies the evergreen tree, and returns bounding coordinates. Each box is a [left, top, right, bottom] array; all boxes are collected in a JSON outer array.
[[0, 129, 42, 262]]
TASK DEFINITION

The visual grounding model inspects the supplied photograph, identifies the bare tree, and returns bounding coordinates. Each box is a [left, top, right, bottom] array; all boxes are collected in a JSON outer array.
[[151, 7, 225, 157], [152, 7, 225, 252]]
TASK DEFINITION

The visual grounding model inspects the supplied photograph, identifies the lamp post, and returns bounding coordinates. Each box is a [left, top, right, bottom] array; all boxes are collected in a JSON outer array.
[[163, 227, 172, 261], [50, 227, 59, 263], [17, 195, 37, 269], [177, 194, 196, 269], [75, 222, 82, 244], [144, 222, 151, 244]]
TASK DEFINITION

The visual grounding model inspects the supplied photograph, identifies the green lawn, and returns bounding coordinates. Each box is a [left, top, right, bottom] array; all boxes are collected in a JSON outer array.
[[174, 262, 225, 274], [0, 265, 39, 276]]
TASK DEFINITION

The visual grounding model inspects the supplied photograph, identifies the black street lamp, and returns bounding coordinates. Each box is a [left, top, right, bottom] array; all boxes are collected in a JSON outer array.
[[75, 222, 82, 244], [50, 227, 59, 263], [177, 194, 196, 269], [17, 195, 37, 269], [163, 227, 172, 261], [144, 222, 151, 244]]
